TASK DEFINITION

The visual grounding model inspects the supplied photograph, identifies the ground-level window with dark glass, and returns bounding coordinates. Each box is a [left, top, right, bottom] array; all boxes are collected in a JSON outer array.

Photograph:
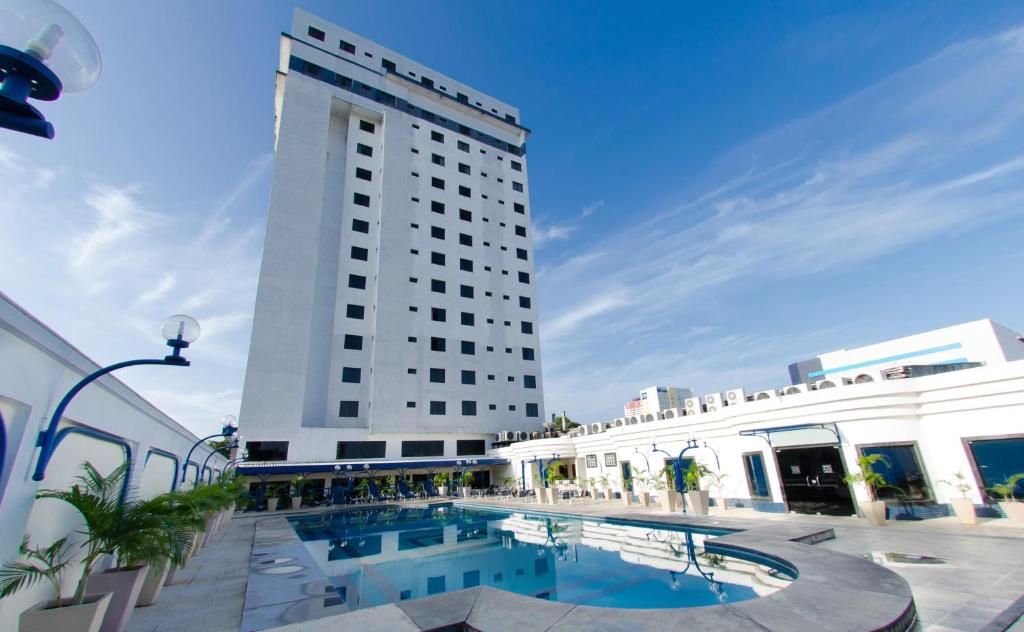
[[858, 443, 932, 501], [245, 441, 289, 461], [402, 440, 445, 457], [336, 441, 386, 459], [743, 451, 771, 499], [456, 439, 485, 456], [966, 435, 1024, 501]]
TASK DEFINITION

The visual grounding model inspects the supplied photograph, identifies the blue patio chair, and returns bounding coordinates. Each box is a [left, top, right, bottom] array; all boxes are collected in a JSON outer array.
[[397, 480, 417, 500], [423, 479, 440, 498], [367, 480, 388, 502]]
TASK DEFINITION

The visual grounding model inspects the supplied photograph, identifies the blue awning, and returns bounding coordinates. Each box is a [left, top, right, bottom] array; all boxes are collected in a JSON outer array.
[[236, 457, 508, 476]]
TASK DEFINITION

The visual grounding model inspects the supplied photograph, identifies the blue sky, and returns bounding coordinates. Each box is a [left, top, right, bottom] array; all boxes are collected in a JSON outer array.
[[3, 2, 1024, 435]]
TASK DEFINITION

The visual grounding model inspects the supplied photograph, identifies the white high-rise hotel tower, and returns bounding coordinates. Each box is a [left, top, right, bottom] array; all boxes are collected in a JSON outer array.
[[239, 10, 545, 464]]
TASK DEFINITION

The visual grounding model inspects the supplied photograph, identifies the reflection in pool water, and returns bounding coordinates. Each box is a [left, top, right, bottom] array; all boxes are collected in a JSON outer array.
[[287, 505, 793, 613]]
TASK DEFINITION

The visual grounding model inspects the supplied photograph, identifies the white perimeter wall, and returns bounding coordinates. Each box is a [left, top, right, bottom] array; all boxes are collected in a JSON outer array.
[[0, 294, 227, 629]]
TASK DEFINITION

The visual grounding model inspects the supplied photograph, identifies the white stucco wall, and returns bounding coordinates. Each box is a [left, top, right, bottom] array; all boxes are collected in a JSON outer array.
[[493, 361, 1024, 510], [0, 294, 227, 629]]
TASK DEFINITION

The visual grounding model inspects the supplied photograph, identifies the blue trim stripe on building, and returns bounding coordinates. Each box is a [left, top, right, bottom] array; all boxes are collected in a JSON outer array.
[[808, 343, 963, 378]]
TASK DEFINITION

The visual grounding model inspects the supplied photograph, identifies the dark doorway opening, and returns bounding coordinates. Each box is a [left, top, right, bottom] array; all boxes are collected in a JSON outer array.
[[775, 445, 854, 516]]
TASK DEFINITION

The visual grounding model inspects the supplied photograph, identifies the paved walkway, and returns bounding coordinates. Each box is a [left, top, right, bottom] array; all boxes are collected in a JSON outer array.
[[126, 515, 254, 632]]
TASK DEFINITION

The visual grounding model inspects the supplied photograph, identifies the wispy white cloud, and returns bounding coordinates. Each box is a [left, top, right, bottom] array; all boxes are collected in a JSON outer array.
[[0, 148, 268, 435], [136, 273, 177, 305], [532, 199, 604, 248], [539, 25, 1024, 421], [198, 152, 273, 243]]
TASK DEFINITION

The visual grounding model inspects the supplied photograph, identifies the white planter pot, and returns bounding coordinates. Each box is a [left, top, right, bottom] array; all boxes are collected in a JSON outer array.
[[950, 498, 977, 525], [461, 486, 473, 499], [859, 500, 887, 527], [438, 485, 448, 497], [686, 490, 710, 515], [86, 565, 148, 632], [163, 563, 179, 587], [639, 492, 650, 507], [660, 490, 678, 512], [1000, 501, 1024, 522], [201, 515, 217, 547], [546, 488, 559, 504], [621, 491, 632, 506], [20, 593, 113, 632], [136, 561, 171, 607], [267, 498, 279, 512], [291, 496, 302, 510], [718, 497, 729, 511]]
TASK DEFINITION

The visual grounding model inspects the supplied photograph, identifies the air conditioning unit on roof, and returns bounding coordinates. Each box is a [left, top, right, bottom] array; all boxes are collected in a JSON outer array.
[[703, 392, 723, 412], [684, 397, 702, 414], [724, 388, 746, 406], [753, 389, 779, 401], [813, 379, 839, 391], [590, 422, 603, 434], [782, 384, 809, 396]]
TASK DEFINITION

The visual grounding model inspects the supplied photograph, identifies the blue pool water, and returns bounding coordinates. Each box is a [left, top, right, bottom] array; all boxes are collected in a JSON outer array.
[[287, 505, 794, 612]]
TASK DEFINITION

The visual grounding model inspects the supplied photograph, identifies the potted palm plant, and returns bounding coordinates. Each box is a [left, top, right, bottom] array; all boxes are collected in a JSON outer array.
[[1, 535, 113, 632], [989, 473, 1024, 522], [459, 471, 475, 499], [937, 471, 977, 525], [433, 473, 449, 497], [843, 454, 898, 527], [545, 463, 564, 504], [658, 465, 681, 512], [134, 492, 199, 606], [684, 461, 711, 515], [265, 483, 281, 512], [25, 461, 192, 632], [597, 474, 613, 501], [704, 470, 730, 511], [633, 472, 652, 507], [291, 474, 306, 510]]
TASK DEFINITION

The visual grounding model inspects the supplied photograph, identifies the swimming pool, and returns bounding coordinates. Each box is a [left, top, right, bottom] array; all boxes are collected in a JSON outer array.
[[286, 504, 794, 613]]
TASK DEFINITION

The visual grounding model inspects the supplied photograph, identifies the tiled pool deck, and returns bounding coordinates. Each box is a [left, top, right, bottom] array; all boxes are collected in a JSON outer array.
[[128, 501, 1024, 632]]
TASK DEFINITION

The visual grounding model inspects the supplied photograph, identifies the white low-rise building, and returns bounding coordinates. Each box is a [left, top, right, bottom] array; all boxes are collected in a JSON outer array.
[[492, 320, 1024, 520]]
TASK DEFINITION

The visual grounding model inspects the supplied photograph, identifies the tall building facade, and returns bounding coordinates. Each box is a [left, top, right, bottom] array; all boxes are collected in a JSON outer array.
[[238, 9, 544, 464]]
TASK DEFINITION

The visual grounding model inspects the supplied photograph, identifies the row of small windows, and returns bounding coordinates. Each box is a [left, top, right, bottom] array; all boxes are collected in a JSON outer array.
[[407, 366, 538, 386], [339, 399, 538, 418], [423, 199, 528, 217], [305, 25, 518, 127], [340, 366, 536, 388], [340, 331, 536, 360], [425, 307, 532, 333], [288, 55, 525, 156], [248, 438, 487, 462], [344, 295, 531, 318]]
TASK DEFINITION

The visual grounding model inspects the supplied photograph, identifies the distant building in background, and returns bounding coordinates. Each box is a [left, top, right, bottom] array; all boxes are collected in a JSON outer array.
[[787, 319, 1024, 385], [623, 386, 693, 417]]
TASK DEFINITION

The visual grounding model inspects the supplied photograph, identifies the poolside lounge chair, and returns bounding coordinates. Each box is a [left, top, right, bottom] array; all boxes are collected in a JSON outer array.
[[397, 481, 417, 500], [423, 480, 440, 498], [367, 480, 388, 502]]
